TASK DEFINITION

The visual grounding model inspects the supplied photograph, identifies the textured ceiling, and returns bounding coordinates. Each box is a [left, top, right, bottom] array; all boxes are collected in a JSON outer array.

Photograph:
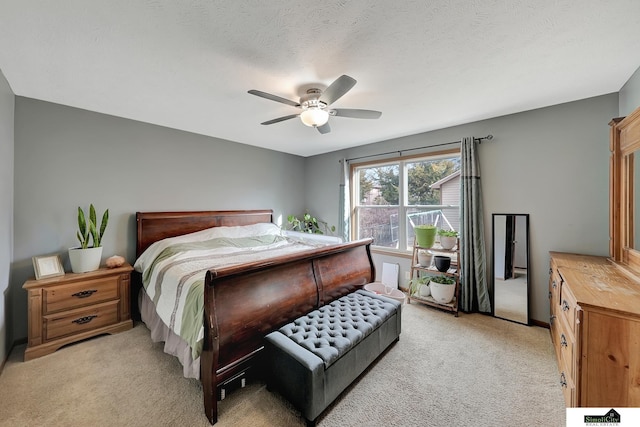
[[1, 1, 640, 157]]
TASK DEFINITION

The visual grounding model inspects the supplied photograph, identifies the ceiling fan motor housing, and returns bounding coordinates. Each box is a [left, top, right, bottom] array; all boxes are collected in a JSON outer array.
[[300, 88, 327, 110]]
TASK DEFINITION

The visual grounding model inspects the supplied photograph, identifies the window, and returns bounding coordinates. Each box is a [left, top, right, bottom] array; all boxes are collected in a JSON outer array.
[[352, 150, 461, 251]]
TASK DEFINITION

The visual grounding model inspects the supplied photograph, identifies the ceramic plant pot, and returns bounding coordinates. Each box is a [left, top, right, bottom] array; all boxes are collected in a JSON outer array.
[[429, 280, 455, 304], [69, 246, 103, 273], [417, 250, 433, 267], [440, 236, 457, 250], [434, 255, 451, 272], [419, 284, 431, 297], [414, 225, 437, 249]]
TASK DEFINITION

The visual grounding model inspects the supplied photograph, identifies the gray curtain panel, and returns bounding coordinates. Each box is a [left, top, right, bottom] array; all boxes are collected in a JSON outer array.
[[340, 158, 351, 242], [460, 137, 491, 312]]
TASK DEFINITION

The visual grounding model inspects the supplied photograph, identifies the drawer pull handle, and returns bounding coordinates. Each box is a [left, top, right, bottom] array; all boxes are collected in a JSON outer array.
[[549, 267, 553, 275], [560, 372, 567, 388], [72, 315, 97, 325], [552, 280, 557, 289], [72, 290, 97, 298], [550, 315, 556, 325], [560, 334, 567, 348], [562, 300, 570, 311], [548, 291, 552, 300]]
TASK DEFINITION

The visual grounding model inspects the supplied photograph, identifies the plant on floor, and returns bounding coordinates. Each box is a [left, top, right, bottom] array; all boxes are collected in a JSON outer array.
[[287, 212, 335, 235]]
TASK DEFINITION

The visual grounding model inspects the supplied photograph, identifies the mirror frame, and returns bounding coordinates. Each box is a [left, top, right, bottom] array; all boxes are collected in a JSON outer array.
[[610, 106, 640, 272], [491, 213, 530, 325]]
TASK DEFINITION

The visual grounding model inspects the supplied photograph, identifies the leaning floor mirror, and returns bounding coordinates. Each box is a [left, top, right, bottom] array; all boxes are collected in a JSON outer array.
[[492, 214, 530, 325]]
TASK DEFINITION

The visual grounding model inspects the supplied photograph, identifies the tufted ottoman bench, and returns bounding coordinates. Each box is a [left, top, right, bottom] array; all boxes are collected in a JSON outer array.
[[264, 289, 402, 426]]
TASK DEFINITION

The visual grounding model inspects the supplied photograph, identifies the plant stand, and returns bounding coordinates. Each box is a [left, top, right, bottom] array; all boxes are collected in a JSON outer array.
[[408, 237, 460, 316]]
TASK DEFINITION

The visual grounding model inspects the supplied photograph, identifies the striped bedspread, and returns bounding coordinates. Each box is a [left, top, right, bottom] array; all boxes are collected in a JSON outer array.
[[134, 223, 332, 360]]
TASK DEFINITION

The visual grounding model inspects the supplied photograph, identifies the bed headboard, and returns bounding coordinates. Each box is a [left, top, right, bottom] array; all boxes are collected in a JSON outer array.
[[136, 210, 273, 258]]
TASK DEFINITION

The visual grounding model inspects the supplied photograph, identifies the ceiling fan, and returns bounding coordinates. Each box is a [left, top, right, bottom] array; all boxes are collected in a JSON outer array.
[[248, 75, 382, 134]]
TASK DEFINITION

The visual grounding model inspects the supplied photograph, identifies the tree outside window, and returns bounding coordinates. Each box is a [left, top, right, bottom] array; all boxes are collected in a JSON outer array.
[[353, 152, 460, 250]]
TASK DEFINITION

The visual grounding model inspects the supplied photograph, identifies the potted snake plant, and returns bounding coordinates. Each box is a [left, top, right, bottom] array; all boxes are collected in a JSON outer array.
[[68, 204, 109, 273]]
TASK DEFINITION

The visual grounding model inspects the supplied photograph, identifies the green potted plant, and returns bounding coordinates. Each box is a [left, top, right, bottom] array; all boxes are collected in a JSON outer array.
[[429, 275, 456, 303], [437, 229, 459, 250], [414, 224, 437, 248], [68, 204, 109, 273], [287, 212, 335, 235], [408, 275, 431, 297]]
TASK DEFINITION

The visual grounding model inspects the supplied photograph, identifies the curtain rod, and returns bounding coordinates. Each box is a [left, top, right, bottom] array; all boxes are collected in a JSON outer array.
[[344, 135, 493, 163]]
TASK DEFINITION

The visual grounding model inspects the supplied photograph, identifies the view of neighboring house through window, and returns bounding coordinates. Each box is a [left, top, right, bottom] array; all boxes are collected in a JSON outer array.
[[352, 150, 461, 251]]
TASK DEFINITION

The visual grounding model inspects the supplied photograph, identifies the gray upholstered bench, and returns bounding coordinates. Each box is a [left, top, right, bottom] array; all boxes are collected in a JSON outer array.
[[264, 289, 402, 425]]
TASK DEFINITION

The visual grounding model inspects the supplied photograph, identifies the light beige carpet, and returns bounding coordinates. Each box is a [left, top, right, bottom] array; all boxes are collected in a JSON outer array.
[[0, 303, 566, 427]]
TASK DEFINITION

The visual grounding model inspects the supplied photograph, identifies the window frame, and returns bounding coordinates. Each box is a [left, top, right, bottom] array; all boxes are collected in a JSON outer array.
[[350, 148, 461, 255]]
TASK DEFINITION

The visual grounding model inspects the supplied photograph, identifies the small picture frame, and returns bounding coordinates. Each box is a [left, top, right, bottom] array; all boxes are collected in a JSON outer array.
[[32, 254, 65, 280]]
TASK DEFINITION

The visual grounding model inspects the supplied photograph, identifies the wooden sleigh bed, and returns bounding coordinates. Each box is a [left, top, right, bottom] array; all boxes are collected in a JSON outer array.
[[135, 210, 375, 424]]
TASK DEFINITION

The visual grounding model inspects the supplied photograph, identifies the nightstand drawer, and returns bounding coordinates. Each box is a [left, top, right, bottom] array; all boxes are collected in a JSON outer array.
[[44, 276, 119, 314], [44, 300, 119, 341]]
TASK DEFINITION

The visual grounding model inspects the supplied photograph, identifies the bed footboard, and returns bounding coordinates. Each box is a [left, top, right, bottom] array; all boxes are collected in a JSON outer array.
[[201, 239, 374, 424]]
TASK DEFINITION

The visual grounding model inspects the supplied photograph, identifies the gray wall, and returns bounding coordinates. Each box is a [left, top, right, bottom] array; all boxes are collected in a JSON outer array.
[[304, 94, 618, 324], [11, 97, 306, 342], [7, 65, 640, 347], [0, 69, 14, 363], [620, 65, 640, 116]]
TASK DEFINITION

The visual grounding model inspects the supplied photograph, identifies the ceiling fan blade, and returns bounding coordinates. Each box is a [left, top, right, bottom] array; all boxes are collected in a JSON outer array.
[[248, 90, 300, 108], [332, 109, 382, 119], [319, 75, 356, 105], [317, 122, 331, 134], [261, 114, 299, 125]]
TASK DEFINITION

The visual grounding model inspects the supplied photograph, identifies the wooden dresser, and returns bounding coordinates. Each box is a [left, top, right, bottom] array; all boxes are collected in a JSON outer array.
[[23, 263, 133, 361], [549, 252, 640, 407]]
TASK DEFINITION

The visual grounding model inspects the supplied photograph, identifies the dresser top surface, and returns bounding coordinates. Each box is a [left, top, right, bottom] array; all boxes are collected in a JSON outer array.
[[550, 251, 640, 317]]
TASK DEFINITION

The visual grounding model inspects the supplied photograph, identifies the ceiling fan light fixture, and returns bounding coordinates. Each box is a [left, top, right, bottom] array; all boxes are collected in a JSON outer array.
[[300, 108, 329, 127], [248, 75, 381, 134]]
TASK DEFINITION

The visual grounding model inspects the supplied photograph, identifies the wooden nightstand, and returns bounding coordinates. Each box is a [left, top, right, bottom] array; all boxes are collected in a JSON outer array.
[[22, 263, 133, 361]]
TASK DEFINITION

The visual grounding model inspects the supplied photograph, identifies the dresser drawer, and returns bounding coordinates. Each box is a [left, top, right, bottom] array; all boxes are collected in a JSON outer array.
[[44, 300, 119, 341], [559, 280, 578, 334], [549, 306, 561, 361], [559, 370, 575, 407], [44, 276, 119, 314], [552, 315, 575, 381], [549, 261, 561, 305]]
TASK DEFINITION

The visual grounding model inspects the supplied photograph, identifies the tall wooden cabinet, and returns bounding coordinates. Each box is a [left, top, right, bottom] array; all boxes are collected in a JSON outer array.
[[549, 252, 640, 407]]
